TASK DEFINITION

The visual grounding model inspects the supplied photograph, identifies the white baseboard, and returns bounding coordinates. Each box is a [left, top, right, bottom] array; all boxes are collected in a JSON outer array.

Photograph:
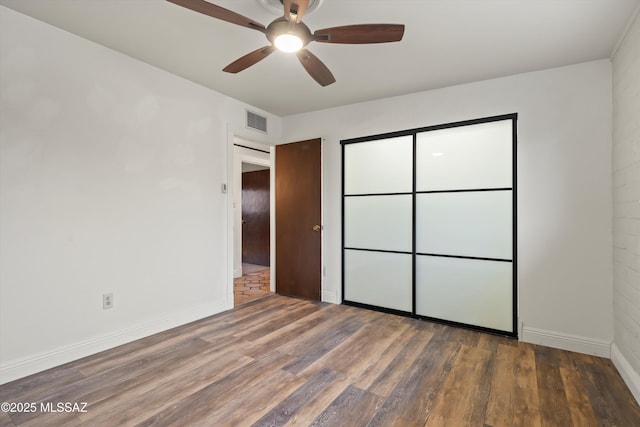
[[521, 326, 611, 358], [612, 343, 640, 404], [0, 301, 229, 385]]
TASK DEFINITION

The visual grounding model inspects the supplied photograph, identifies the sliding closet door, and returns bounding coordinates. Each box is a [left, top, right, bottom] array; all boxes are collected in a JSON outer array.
[[415, 119, 515, 333], [342, 136, 413, 313], [342, 114, 517, 336]]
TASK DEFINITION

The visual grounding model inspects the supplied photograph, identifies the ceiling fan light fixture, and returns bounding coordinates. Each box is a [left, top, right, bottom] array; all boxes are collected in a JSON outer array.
[[167, 0, 404, 86], [274, 33, 304, 52]]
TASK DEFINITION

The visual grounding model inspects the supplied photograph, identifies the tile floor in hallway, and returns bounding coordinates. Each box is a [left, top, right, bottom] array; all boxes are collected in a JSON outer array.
[[234, 263, 271, 305]]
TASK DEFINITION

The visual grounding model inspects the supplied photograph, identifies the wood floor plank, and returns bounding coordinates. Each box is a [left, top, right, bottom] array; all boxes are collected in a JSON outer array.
[[475, 332, 518, 352], [310, 385, 383, 427], [297, 314, 411, 380], [364, 325, 434, 398], [513, 344, 542, 427], [351, 324, 421, 394], [0, 411, 14, 427], [206, 294, 296, 329], [576, 357, 640, 426], [559, 366, 599, 426], [283, 376, 352, 426], [251, 303, 348, 344], [241, 304, 350, 359], [367, 336, 462, 426], [532, 343, 575, 369], [484, 344, 518, 427], [447, 326, 482, 347], [233, 301, 322, 341], [75, 327, 211, 377], [280, 318, 364, 374], [252, 368, 339, 427], [135, 351, 296, 426], [9, 337, 212, 425], [0, 364, 85, 405], [1, 296, 639, 427], [425, 344, 494, 426], [196, 368, 305, 426], [386, 416, 422, 427], [49, 347, 254, 426], [199, 300, 308, 342], [535, 360, 573, 427], [72, 310, 237, 374], [275, 304, 379, 359]]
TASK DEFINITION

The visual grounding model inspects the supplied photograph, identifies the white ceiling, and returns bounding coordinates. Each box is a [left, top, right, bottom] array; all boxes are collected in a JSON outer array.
[[1, 0, 638, 117]]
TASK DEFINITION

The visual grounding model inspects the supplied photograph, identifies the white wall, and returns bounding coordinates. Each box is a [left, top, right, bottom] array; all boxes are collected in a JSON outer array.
[[0, 6, 281, 383], [282, 60, 614, 356], [612, 10, 640, 402]]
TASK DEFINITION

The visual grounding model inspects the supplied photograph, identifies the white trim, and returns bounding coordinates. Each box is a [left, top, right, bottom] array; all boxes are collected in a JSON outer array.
[[234, 136, 272, 153], [226, 126, 236, 306], [521, 326, 611, 358], [320, 138, 326, 303], [612, 343, 640, 405], [0, 301, 229, 385], [226, 125, 275, 291], [269, 145, 276, 292], [231, 141, 273, 284]]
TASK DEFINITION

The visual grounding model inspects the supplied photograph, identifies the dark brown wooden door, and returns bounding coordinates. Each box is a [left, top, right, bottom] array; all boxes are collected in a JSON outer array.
[[242, 169, 270, 266], [276, 138, 321, 300]]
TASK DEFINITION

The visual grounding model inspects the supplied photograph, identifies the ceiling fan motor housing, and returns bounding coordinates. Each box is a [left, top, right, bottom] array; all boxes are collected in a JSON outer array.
[[266, 17, 313, 47]]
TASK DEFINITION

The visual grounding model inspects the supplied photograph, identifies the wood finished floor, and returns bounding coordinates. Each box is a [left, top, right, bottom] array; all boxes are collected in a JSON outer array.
[[1, 294, 639, 427]]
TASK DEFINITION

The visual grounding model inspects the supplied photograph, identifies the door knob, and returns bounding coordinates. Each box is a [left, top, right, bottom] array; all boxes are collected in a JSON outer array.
[[313, 225, 321, 232]]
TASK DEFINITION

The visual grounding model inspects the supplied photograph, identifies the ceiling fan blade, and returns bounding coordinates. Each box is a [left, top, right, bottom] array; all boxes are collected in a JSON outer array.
[[296, 49, 336, 86], [314, 24, 405, 44], [167, 0, 266, 32], [283, 0, 309, 23], [223, 46, 276, 73]]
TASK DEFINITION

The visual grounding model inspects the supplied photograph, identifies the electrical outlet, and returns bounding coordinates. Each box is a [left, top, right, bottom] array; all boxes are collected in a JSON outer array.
[[103, 293, 113, 310]]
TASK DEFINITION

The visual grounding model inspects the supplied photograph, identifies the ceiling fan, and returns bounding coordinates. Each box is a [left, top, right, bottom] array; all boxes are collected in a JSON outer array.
[[166, 0, 405, 86]]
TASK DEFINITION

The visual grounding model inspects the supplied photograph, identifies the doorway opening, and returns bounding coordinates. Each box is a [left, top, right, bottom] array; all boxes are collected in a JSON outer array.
[[232, 141, 274, 306], [235, 162, 271, 305], [229, 136, 323, 306]]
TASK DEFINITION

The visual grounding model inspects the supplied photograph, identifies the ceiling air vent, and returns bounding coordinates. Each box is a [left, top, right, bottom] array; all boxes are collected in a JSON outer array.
[[247, 111, 267, 133]]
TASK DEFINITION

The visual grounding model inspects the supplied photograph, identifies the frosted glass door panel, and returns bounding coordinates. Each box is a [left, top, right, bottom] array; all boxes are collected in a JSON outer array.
[[416, 191, 512, 259], [416, 256, 513, 332], [344, 136, 413, 194], [416, 120, 512, 191], [345, 195, 412, 252], [344, 250, 412, 312]]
